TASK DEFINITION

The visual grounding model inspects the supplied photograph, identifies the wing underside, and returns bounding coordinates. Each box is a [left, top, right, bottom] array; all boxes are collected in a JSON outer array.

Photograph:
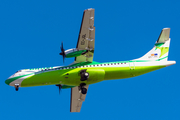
[[70, 8, 94, 112], [70, 85, 89, 112], [75, 8, 95, 63]]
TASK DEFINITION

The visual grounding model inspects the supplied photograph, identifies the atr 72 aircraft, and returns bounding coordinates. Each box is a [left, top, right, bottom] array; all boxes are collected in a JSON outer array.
[[5, 8, 176, 112]]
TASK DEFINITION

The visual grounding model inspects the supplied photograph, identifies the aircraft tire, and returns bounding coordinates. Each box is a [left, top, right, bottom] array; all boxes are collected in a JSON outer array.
[[80, 72, 89, 81], [81, 88, 87, 94], [84, 72, 89, 77], [15, 86, 19, 91]]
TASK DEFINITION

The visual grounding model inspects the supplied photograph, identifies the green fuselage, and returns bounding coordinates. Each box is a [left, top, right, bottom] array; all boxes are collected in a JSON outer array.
[[6, 60, 172, 88]]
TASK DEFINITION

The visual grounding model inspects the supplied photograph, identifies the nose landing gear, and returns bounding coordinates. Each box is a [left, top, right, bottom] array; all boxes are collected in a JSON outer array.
[[15, 84, 19, 91]]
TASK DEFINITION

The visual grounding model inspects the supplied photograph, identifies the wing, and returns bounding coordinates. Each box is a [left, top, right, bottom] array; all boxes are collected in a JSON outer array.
[[70, 85, 89, 112], [75, 8, 95, 63]]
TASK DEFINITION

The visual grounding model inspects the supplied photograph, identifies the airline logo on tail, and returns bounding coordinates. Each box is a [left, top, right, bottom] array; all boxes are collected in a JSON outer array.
[[149, 53, 158, 58]]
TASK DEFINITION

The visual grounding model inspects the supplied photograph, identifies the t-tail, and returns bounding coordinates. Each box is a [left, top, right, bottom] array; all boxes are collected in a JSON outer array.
[[136, 28, 174, 62]]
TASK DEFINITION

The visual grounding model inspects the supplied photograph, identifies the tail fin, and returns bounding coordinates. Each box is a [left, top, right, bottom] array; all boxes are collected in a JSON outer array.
[[136, 28, 170, 61]]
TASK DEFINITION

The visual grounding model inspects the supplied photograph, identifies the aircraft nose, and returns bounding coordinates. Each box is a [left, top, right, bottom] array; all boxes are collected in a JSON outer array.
[[5, 76, 15, 86], [5, 77, 19, 86], [5, 79, 10, 85]]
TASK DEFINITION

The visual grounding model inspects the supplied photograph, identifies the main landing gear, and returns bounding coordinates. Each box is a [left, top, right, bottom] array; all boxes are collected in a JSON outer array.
[[15, 84, 19, 91], [79, 83, 87, 94], [79, 70, 89, 94], [80, 69, 89, 81]]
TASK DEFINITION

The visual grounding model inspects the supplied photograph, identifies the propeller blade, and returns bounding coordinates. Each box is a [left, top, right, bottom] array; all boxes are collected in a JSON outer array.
[[61, 42, 63, 51], [63, 55, 65, 63], [59, 42, 66, 63]]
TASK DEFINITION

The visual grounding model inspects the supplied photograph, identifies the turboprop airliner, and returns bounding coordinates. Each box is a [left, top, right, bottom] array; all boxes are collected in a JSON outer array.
[[5, 8, 176, 112]]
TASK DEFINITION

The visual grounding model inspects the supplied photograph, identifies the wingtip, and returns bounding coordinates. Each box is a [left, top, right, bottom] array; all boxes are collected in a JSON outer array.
[[85, 8, 94, 11], [163, 28, 170, 30]]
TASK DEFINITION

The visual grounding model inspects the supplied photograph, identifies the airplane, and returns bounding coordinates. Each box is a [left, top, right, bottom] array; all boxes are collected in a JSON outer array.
[[5, 8, 176, 112]]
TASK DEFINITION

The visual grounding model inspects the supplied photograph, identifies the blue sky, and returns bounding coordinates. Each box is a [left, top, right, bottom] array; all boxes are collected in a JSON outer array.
[[1, 0, 180, 120]]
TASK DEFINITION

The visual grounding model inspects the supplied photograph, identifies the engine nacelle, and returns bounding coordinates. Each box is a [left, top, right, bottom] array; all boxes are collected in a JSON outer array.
[[64, 48, 87, 58]]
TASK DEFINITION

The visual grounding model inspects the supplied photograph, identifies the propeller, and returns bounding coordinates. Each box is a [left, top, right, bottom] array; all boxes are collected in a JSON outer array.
[[59, 42, 66, 63], [56, 84, 62, 95]]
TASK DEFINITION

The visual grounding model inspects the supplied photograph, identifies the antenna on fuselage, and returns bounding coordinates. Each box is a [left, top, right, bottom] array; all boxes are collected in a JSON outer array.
[[56, 84, 62, 95]]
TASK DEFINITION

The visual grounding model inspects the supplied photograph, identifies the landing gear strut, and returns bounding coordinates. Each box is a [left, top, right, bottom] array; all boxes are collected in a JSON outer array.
[[80, 70, 89, 81], [15, 84, 19, 91], [79, 83, 87, 94]]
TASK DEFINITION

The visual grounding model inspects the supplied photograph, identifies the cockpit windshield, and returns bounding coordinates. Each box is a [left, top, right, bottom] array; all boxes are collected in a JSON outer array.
[[16, 70, 22, 73], [9, 70, 22, 78]]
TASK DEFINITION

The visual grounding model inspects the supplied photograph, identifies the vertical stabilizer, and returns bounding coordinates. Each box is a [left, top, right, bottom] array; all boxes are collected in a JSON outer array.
[[136, 28, 170, 61]]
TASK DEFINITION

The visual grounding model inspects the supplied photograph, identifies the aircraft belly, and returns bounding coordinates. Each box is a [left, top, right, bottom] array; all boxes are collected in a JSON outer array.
[[104, 67, 132, 80], [103, 65, 166, 81], [21, 68, 105, 87], [21, 70, 66, 87], [20, 64, 166, 87], [131, 65, 166, 77], [62, 68, 105, 86]]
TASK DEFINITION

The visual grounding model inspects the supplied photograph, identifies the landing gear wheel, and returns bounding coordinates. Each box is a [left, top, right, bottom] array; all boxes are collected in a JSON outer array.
[[80, 70, 89, 81], [84, 72, 89, 77], [79, 83, 87, 94], [15, 86, 19, 91], [80, 83, 86, 87], [81, 88, 87, 94]]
